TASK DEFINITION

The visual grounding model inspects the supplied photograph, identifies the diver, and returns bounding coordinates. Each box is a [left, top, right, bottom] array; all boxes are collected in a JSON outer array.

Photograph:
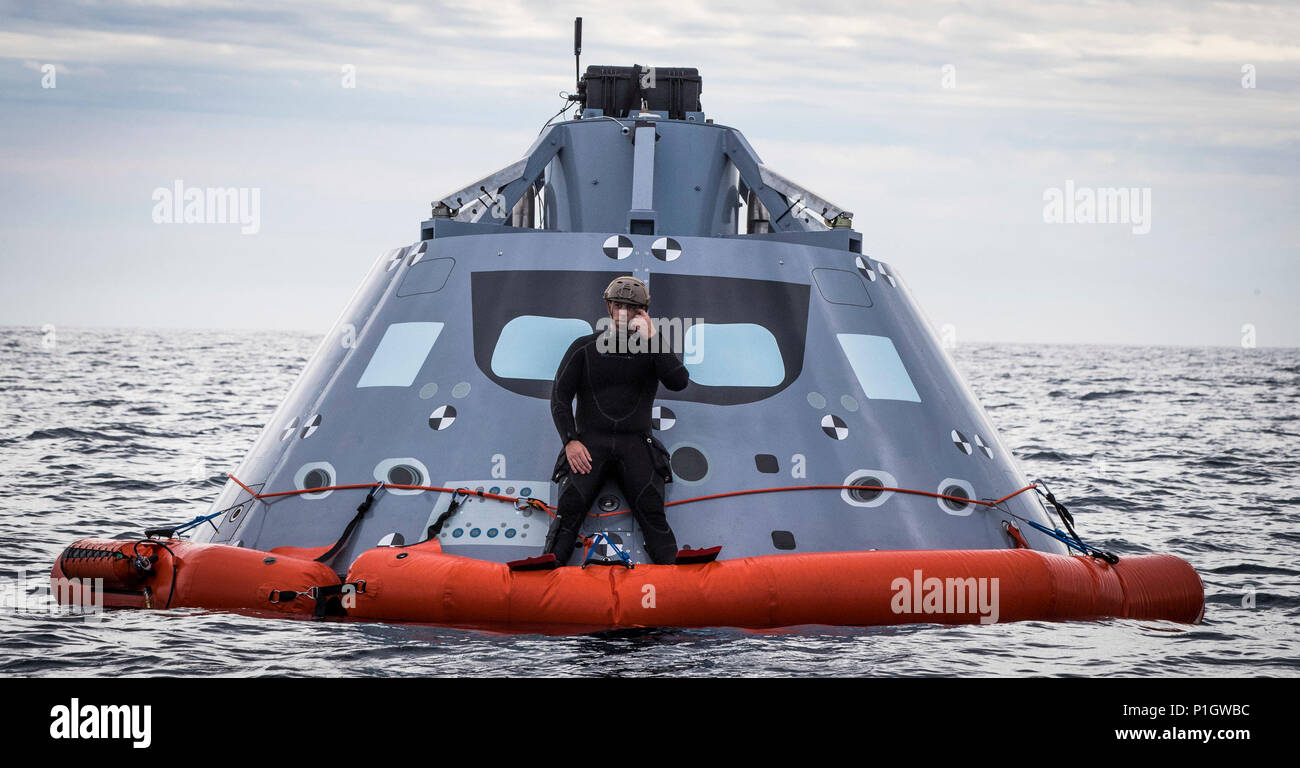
[[508, 276, 691, 570]]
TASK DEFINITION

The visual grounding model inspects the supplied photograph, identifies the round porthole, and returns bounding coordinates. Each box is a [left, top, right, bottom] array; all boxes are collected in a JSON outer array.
[[941, 485, 970, 511], [842, 469, 897, 509], [304, 468, 330, 490], [387, 464, 421, 487], [849, 477, 885, 503], [598, 495, 620, 512], [227, 504, 243, 523], [294, 462, 337, 499], [936, 478, 976, 516], [374, 458, 430, 495]]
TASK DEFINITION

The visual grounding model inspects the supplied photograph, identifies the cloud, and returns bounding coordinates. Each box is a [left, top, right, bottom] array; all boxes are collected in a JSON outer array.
[[0, 0, 1296, 344]]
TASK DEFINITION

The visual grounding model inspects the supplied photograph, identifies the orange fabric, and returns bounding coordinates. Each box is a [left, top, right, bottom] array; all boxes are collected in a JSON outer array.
[[268, 544, 332, 560], [51, 538, 341, 616], [169, 541, 341, 614], [52, 539, 1204, 629], [56, 540, 147, 586], [343, 548, 1204, 631]]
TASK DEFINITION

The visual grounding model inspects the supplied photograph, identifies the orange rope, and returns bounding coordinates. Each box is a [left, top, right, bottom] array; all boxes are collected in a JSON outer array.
[[228, 473, 1038, 519], [1003, 521, 1031, 549], [259, 482, 389, 499]]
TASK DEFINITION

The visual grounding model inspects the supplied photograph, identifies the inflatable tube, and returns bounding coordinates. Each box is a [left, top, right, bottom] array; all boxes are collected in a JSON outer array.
[[343, 547, 1205, 631], [51, 538, 342, 617], [50, 539, 1203, 630]]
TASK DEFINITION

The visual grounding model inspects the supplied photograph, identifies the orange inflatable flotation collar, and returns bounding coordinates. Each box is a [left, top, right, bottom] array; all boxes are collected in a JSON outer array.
[[341, 546, 1204, 632], [51, 538, 1203, 631], [52, 538, 344, 617]]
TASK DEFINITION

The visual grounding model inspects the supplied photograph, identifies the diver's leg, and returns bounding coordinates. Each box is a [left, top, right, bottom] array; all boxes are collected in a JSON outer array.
[[615, 433, 678, 565], [545, 441, 610, 565]]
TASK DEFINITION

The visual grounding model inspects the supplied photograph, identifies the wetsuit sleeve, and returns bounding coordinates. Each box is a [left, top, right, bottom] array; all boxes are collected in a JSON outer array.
[[551, 337, 585, 443], [652, 348, 689, 391]]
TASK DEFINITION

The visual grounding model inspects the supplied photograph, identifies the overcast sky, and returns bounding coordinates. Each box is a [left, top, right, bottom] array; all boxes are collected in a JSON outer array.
[[1, 0, 1296, 346]]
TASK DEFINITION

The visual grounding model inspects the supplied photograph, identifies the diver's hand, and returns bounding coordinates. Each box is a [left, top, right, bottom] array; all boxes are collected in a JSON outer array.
[[629, 309, 655, 338], [565, 440, 592, 474]]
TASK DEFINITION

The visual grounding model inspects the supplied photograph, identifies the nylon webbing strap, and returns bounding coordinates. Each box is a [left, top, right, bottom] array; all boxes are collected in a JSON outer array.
[[426, 489, 468, 540], [315, 486, 384, 565], [268, 581, 366, 618]]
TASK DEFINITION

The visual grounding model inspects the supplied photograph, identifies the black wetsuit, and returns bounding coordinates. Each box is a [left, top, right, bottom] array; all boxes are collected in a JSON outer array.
[[547, 327, 689, 565]]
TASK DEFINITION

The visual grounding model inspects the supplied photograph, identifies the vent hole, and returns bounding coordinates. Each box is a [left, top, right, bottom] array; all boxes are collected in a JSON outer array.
[[387, 464, 421, 487], [303, 468, 331, 490], [850, 476, 885, 503], [941, 485, 970, 511]]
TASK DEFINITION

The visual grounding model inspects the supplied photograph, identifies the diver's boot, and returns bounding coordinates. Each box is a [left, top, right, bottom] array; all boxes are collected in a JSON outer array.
[[508, 514, 572, 571], [640, 523, 679, 565]]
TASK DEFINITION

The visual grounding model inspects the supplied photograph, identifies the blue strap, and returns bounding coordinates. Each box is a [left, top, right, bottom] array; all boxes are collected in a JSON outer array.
[[582, 532, 633, 568], [171, 511, 224, 535], [1021, 518, 1087, 553], [1020, 518, 1118, 563]]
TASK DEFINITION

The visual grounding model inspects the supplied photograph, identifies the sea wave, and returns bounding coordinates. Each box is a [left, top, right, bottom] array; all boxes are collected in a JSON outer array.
[[1, 328, 1296, 677]]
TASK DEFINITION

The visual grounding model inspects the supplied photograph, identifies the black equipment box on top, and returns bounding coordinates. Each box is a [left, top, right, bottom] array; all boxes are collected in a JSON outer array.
[[578, 65, 702, 120]]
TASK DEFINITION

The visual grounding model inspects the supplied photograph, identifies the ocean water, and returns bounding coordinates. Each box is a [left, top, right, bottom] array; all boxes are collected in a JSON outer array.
[[1, 327, 1296, 677]]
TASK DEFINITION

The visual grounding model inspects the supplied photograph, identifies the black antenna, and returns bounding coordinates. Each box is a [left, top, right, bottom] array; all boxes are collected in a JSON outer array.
[[573, 17, 583, 92]]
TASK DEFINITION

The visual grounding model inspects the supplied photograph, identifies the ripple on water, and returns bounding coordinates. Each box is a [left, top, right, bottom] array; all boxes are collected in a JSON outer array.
[[2, 329, 1297, 676]]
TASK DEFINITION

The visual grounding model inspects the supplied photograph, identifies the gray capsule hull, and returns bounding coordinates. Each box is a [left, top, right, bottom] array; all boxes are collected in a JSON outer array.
[[190, 112, 1071, 572], [49, 68, 1207, 630]]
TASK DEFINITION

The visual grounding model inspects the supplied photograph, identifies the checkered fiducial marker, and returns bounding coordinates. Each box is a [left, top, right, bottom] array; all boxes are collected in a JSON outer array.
[[951, 429, 972, 455], [652, 405, 676, 430], [822, 414, 848, 440], [855, 255, 876, 282], [429, 405, 457, 430], [651, 237, 681, 261], [603, 235, 633, 260]]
